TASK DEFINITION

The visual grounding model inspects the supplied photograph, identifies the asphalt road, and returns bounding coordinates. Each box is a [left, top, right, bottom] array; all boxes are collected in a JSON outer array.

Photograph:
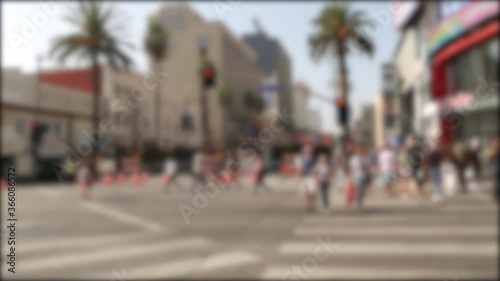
[[1, 175, 498, 280]]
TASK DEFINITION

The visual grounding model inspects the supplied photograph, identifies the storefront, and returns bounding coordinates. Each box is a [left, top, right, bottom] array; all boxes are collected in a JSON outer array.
[[429, 1, 499, 145]]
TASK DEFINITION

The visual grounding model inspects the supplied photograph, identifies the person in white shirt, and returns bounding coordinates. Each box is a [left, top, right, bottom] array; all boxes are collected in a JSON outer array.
[[164, 156, 182, 191], [378, 143, 397, 196], [191, 150, 205, 192]]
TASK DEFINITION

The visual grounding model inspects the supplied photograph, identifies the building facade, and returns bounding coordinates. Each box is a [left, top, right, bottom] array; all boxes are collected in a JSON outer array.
[[291, 82, 312, 131], [151, 4, 262, 149], [2, 68, 94, 178], [429, 1, 499, 148], [1, 65, 155, 179]]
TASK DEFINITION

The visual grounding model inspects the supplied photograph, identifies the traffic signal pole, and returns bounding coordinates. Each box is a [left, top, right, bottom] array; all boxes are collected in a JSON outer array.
[[33, 55, 42, 179], [199, 46, 217, 150]]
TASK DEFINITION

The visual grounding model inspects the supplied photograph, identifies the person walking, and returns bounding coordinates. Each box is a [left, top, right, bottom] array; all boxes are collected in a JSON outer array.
[[313, 153, 332, 210], [452, 139, 468, 193], [485, 137, 499, 202], [350, 146, 370, 208], [407, 137, 426, 198], [252, 154, 272, 195], [465, 137, 482, 192], [77, 159, 92, 199], [191, 149, 205, 192], [378, 143, 397, 197], [298, 145, 317, 212], [428, 143, 444, 202], [163, 155, 183, 191]]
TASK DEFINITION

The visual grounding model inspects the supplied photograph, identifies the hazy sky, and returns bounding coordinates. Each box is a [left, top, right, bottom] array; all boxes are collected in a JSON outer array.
[[2, 1, 399, 133]]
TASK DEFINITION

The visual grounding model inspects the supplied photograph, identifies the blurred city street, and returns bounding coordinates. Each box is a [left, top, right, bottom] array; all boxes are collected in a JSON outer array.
[[1, 175, 497, 280], [1, 1, 499, 280]]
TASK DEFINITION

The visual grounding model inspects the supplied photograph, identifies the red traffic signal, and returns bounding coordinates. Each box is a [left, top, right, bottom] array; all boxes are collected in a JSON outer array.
[[336, 97, 346, 108], [202, 65, 216, 89]]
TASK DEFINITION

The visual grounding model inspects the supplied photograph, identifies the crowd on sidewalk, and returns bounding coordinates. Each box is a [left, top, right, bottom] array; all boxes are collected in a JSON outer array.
[[71, 134, 499, 208]]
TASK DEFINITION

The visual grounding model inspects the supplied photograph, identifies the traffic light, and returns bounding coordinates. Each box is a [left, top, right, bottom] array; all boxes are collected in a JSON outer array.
[[202, 65, 216, 89], [336, 97, 349, 125], [30, 121, 48, 145]]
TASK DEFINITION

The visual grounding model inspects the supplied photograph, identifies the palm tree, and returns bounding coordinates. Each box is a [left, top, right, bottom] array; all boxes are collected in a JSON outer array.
[[218, 86, 232, 147], [309, 3, 374, 142], [144, 19, 168, 147], [50, 2, 133, 174]]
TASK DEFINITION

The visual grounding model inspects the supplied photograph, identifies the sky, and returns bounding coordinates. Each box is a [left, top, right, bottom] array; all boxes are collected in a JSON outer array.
[[2, 1, 400, 134]]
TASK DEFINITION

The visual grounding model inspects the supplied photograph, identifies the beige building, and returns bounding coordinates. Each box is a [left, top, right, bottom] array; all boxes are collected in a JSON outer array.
[[1, 65, 154, 178], [2, 68, 95, 178], [373, 92, 386, 148], [292, 82, 312, 131], [151, 4, 263, 148]]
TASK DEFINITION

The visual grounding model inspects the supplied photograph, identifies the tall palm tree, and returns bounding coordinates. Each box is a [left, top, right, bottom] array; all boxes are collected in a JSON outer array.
[[144, 19, 168, 147], [50, 2, 133, 174], [309, 3, 374, 142], [218, 86, 232, 147]]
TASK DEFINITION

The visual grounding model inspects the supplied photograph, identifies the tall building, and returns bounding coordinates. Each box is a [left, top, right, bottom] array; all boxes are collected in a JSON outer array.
[[353, 104, 375, 148], [291, 82, 312, 131], [242, 20, 292, 114], [151, 4, 262, 149]]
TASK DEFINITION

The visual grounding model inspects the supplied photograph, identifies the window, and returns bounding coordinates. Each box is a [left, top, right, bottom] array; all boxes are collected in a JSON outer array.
[[53, 123, 61, 135], [447, 38, 499, 94], [198, 35, 210, 50], [15, 118, 26, 134], [165, 16, 184, 29]]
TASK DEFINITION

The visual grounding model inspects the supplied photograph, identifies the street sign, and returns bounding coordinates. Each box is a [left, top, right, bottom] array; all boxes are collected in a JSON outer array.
[[258, 84, 283, 93]]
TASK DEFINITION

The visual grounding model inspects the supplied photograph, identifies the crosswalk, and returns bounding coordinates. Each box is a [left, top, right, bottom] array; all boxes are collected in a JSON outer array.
[[260, 196, 498, 280], [1, 188, 497, 280]]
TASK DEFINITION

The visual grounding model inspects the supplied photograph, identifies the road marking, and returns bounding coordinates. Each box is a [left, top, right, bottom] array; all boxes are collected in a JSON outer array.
[[105, 257, 205, 279], [1, 232, 144, 254], [442, 205, 498, 212], [199, 251, 259, 271], [21, 236, 213, 272], [303, 214, 497, 225], [279, 241, 496, 257], [36, 188, 61, 198], [294, 225, 497, 237], [260, 265, 494, 280], [82, 201, 165, 232]]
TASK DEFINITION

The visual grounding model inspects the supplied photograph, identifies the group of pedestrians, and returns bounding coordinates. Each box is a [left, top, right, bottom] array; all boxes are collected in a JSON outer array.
[[290, 134, 499, 212], [162, 149, 272, 195]]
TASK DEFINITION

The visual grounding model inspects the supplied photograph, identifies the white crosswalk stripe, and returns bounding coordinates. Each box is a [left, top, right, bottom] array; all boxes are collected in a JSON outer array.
[[261, 265, 494, 280], [19, 236, 214, 273], [259, 197, 497, 280]]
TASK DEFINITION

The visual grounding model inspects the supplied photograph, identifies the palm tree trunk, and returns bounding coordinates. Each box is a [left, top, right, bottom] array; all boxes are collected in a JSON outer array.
[[337, 45, 349, 170], [156, 62, 161, 147], [91, 52, 100, 176]]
